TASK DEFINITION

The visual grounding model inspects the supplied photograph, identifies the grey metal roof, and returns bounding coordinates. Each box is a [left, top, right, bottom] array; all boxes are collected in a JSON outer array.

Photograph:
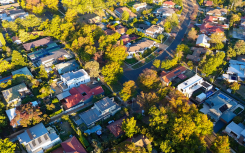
[[61, 69, 88, 81], [95, 97, 115, 112], [11, 67, 33, 77], [39, 48, 70, 63], [79, 108, 102, 126], [55, 59, 79, 75], [56, 91, 71, 100], [18, 123, 48, 144]]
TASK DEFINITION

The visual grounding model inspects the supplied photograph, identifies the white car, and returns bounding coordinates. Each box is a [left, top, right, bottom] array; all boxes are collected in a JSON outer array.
[[108, 120, 114, 124]]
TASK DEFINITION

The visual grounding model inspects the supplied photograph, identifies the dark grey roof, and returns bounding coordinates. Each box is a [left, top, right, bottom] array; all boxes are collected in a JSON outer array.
[[95, 97, 115, 112], [79, 107, 102, 126], [39, 48, 70, 63], [61, 69, 88, 81], [6, 9, 25, 15]]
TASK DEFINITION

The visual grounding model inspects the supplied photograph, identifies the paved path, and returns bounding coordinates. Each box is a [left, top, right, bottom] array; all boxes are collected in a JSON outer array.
[[119, 1, 194, 84]]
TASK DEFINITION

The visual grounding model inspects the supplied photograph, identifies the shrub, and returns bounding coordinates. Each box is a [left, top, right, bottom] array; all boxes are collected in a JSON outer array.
[[233, 116, 243, 124], [49, 109, 63, 117], [52, 98, 59, 104], [44, 144, 61, 153]]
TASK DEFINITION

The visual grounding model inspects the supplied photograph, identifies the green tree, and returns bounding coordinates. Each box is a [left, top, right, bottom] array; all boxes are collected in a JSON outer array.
[[37, 84, 54, 99], [11, 50, 27, 67], [119, 80, 137, 101], [160, 140, 174, 153], [229, 82, 240, 92], [157, 34, 164, 43], [43, 0, 59, 11], [38, 65, 48, 80], [161, 58, 178, 70], [211, 136, 230, 153], [0, 33, 6, 46], [46, 103, 55, 111], [0, 59, 12, 74], [101, 62, 123, 85], [201, 52, 225, 76], [187, 28, 197, 41], [52, 98, 59, 103], [121, 11, 130, 22], [215, 43, 224, 50], [227, 46, 236, 58], [210, 32, 226, 44], [85, 61, 100, 78], [105, 45, 127, 64], [138, 68, 160, 91], [230, 14, 240, 27], [187, 61, 194, 70], [153, 59, 161, 69], [164, 21, 172, 33], [65, 9, 78, 23], [0, 138, 16, 153], [234, 40, 245, 55], [122, 117, 138, 138]]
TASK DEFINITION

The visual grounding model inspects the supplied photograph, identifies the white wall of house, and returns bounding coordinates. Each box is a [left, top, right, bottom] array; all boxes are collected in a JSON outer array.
[[61, 75, 90, 89]]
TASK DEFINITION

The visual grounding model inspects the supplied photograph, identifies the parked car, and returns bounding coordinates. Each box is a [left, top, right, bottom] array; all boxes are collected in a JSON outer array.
[[108, 120, 114, 124]]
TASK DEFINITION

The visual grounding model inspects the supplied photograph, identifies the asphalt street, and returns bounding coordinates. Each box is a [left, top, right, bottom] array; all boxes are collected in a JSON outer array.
[[119, 2, 194, 84]]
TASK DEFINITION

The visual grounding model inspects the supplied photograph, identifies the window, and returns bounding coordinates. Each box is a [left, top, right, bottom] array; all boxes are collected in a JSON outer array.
[[230, 131, 238, 138]]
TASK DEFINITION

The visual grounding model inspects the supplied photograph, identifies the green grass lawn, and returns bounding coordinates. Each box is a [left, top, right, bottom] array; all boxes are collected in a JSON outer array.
[[127, 1, 136, 7], [101, 85, 113, 96], [109, 82, 123, 92], [125, 58, 138, 65], [132, 54, 156, 69]]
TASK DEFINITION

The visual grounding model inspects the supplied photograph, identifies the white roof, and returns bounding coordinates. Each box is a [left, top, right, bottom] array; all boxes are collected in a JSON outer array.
[[197, 93, 206, 100], [196, 34, 210, 45], [6, 108, 19, 127], [226, 121, 243, 136], [177, 74, 203, 90], [227, 60, 245, 78]]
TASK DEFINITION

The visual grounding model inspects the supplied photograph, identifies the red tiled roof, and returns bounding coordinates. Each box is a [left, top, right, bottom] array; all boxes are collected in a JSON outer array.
[[115, 7, 137, 18], [163, 1, 176, 6], [116, 25, 128, 34], [199, 22, 224, 34], [205, 1, 213, 6], [61, 136, 87, 153], [204, 15, 217, 22], [161, 66, 187, 83], [63, 84, 104, 109], [107, 117, 126, 137]]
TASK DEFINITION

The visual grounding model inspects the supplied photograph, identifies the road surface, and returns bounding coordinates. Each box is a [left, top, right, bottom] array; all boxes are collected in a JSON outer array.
[[120, 1, 194, 84]]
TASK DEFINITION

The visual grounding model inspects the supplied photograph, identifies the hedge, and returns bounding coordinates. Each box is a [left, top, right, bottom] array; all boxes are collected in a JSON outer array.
[[49, 109, 63, 117], [44, 144, 61, 153]]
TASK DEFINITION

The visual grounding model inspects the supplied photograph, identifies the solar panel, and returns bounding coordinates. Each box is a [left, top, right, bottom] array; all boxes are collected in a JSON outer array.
[[32, 140, 36, 146], [38, 138, 42, 144], [44, 134, 48, 140], [219, 104, 229, 113], [174, 70, 180, 74]]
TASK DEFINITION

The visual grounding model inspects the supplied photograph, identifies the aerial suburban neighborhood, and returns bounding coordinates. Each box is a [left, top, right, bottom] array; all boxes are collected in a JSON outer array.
[[0, 0, 245, 153]]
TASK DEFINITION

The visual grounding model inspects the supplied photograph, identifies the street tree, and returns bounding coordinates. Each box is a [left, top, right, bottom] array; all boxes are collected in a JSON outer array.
[[153, 59, 161, 69], [187, 28, 197, 41], [229, 82, 240, 92], [101, 62, 123, 85], [210, 32, 226, 44], [0, 138, 16, 153], [65, 9, 78, 23], [234, 40, 245, 55], [121, 11, 130, 22], [10, 103, 42, 127], [85, 61, 100, 78], [137, 92, 159, 111], [0, 33, 6, 46], [138, 68, 160, 91], [122, 117, 138, 138], [161, 58, 178, 70], [211, 136, 230, 153], [43, 0, 59, 11], [119, 80, 137, 102]]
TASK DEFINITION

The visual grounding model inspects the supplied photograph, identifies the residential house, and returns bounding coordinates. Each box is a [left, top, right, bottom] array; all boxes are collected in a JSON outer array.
[[199, 22, 227, 35], [203, 15, 226, 23], [11, 67, 33, 77], [23, 37, 53, 51], [96, 23, 106, 30], [104, 29, 115, 35], [0, 0, 14, 5], [17, 123, 61, 153], [52, 136, 87, 153], [62, 84, 104, 109], [126, 135, 151, 147], [38, 48, 72, 68], [207, 9, 228, 16], [114, 7, 137, 19], [0, 2, 18, 9], [153, 0, 162, 4], [186, 47, 208, 62], [1, 9, 28, 21], [127, 39, 157, 59], [177, 74, 213, 98], [88, 16, 101, 24], [107, 117, 126, 138], [154, 7, 175, 18], [145, 25, 164, 38], [224, 121, 245, 144], [6, 101, 38, 128], [79, 97, 121, 127], [196, 34, 210, 48], [115, 25, 128, 35], [54, 59, 79, 75], [2, 83, 31, 106], [222, 60, 245, 82], [133, 2, 147, 11], [60, 69, 90, 91], [12, 36, 21, 44], [205, 92, 242, 123], [160, 66, 187, 86], [119, 35, 138, 45], [241, 21, 245, 27], [162, 1, 176, 8], [205, 1, 213, 6]]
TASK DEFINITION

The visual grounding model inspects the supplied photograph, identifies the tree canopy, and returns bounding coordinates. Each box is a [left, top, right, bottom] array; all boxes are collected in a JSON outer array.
[[101, 62, 123, 85], [0, 138, 16, 153]]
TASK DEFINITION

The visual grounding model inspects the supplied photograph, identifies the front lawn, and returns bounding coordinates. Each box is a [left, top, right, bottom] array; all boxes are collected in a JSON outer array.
[[125, 58, 138, 65]]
